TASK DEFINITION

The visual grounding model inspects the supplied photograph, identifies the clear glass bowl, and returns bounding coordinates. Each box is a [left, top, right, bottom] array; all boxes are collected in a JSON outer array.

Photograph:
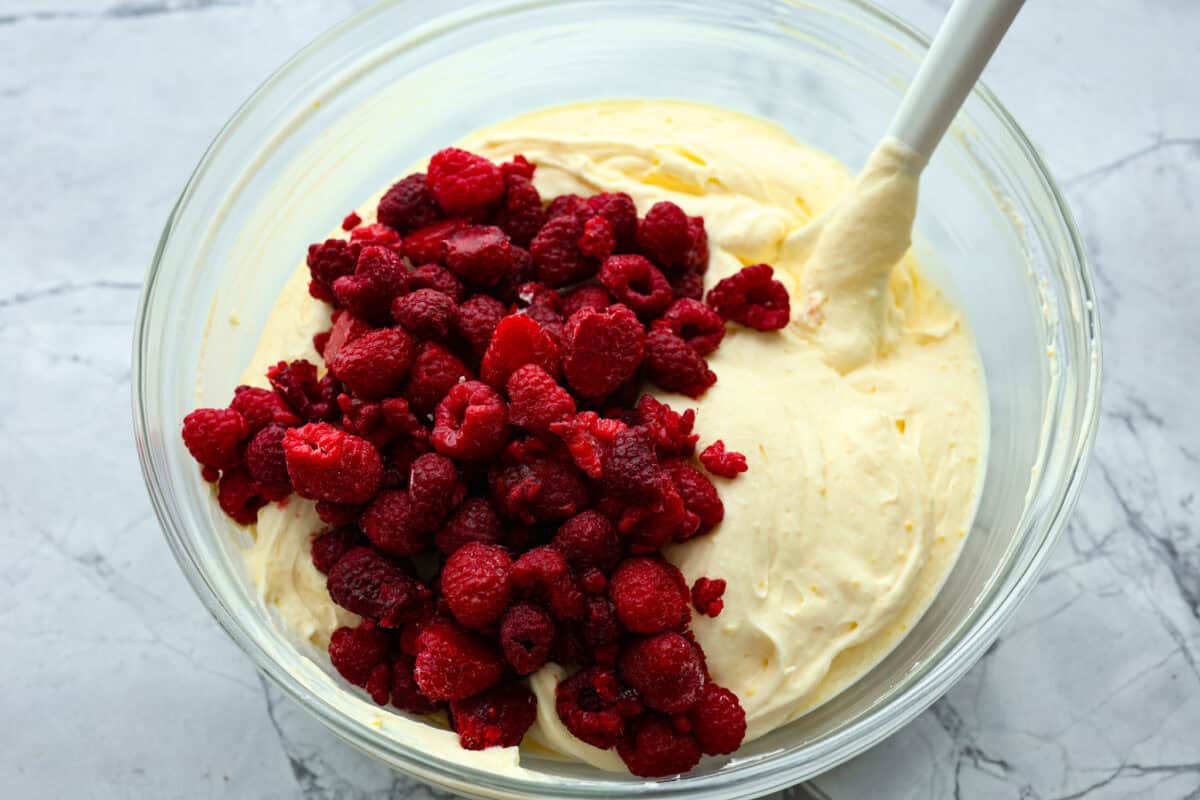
[[132, 1, 1101, 797]]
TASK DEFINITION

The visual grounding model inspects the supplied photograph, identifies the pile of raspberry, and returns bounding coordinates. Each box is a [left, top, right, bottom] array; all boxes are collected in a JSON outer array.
[[181, 147, 791, 777]]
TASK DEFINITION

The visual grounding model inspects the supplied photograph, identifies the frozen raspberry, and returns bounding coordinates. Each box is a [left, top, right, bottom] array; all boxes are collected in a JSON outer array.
[[670, 270, 705, 302], [555, 666, 627, 749], [480, 314, 563, 388], [698, 440, 748, 478], [553, 511, 622, 572], [577, 215, 615, 260], [431, 380, 510, 461], [378, 173, 443, 233], [329, 621, 392, 703], [391, 288, 456, 341], [216, 467, 268, 524], [618, 482, 698, 552], [315, 329, 333, 360], [662, 459, 724, 537], [499, 602, 555, 675], [405, 342, 472, 416], [306, 238, 360, 301], [492, 244, 534, 305], [349, 223, 404, 256], [230, 385, 299, 434], [518, 304, 564, 348], [636, 201, 691, 269], [510, 546, 585, 621], [601, 426, 663, 505], [690, 577, 727, 618], [582, 595, 621, 660], [643, 327, 717, 398], [530, 213, 594, 287], [490, 457, 589, 526], [689, 683, 745, 755], [495, 174, 545, 247], [182, 407, 247, 471], [381, 437, 431, 489], [360, 489, 433, 557], [404, 219, 466, 266], [441, 542, 513, 629], [268, 359, 338, 422], [587, 192, 638, 253], [244, 424, 292, 497], [443, 225, 514, 287], [546, 194, 589, 221], [413, 621, 504, 701], [326, 546, 432, 626], [317, 310, 369, 366], [311, 526, 365, 574], [450, 680, 537, 750], [332, 245, 409, 324], [608, 557, 689, 634], [435, 497, 504, 555], [619, 632, 705, 713], [561, 284, 612, 318], [635, 395, 697, 457], [617, 713, 702, 777], [514, 281, 561, 312], [598, 255, 673, 320], [427, 147, 504, 218], [500, 154, 536, 181], [328, 327, 415, 401], [561, 304, 645, 400], [380, 397, 424, 437], [549, 411, 628, 479], [580, 568, 608, 596], [454, 295, 508, 359], [408, 452, 464, 524], [684, 216, 709, 273], [283, 423, 382, 504], [315, 501, 363, 528], [336, 394, 388, 446], [506, 364, 576, 435], [391, 654, 438, 714], [706, 263, 791, 331], [656, 298, 725, 355]]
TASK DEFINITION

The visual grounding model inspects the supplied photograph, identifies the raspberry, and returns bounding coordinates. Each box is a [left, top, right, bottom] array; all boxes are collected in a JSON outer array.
[[391, 288, 456, 341], [435, 497, 504, 555], [670, 270, 705, 301], [587, 192, 638, 253], [311, 526, 365, 574], [518, 304, 564, 348], [582, 595, 621, 661], [684, 215, 709, 273], [315, 500, 363, 527], [326, 546, 432, 626], [635, 395, 697, 457], [230, 385, 299, 434], [348, 223, 405, 256], [182, 407, 247, 471], [555, 666, 627, 749], [617, 713, 702, 777], [337, 394, 388, 446], [267, 359, 337, 422], [244, 424, 292, 497], [510, 546, 585, 621], [513, 281, 561, 312], [332, 245, 409, 324], [360, 489, 433, 557], [561, 284, 612, 318], [283, 423, 382, 504], [490, 457, 589, 526], [328, 327, 415, 401], [549, 411, 627, 478], [431, 380, 511, 461], [560, 304, 645, 400], [706, 263, 791, 331], [380, 397, 424, 437], [454, 295, 508, 359], [663, 459, 724, 537], [408, 452, 464, 524], [329, 621, 392, 704], [546, 194, 589, 221], [553, 511, 622, 572], [690, 577, 727, 618], [216, 467, 268, 524], [601, 426, 662, 505], [598, 255, 673, 320], [636, 201, 691, 269], [377, 173, 442, 233], [440, 542, 512, 629], [381, 437, 430, 489], [444, 225, 515, 288], [405, 342, 472, 416], [500, 155, 536, 181], [321, 310, 371, 366], [608, 557, 689, 634], [656, 298, 725, 355], [404, 219, 466, 266], [499, 602, 555, 675], [391, 654, 438, 714], [689, 683, 745, 755], [495, 174, 545, 247], [530, 213, 594, 287], [577, 215, 615, 260], [618, 483, 698, 552], [618, 632, 705, 713], [413, 621, 504, 701], [480, 314, 563, 389], [506, 364, 576, 435], [427, 147, 505, 218], [306, 238, 360, 300], [643, 327, 717, 398], [698, 440, 748, 478], [493, 244, 534, 305], [450, 680, 537, 750]]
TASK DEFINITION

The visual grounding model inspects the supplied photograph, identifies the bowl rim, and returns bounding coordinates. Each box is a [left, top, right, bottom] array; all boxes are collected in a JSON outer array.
[[131, 0, 1102, 796]]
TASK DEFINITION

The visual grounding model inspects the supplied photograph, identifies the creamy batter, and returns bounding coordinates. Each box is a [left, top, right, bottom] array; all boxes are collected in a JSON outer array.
[[232, 101, 986, 772]]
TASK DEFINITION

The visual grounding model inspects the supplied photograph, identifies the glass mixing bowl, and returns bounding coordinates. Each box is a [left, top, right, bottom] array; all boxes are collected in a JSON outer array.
[[132, 1, 1101, 797]]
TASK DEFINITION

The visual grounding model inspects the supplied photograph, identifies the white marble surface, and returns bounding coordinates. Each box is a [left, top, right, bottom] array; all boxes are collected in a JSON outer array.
[[3, 1, 1198, 798]]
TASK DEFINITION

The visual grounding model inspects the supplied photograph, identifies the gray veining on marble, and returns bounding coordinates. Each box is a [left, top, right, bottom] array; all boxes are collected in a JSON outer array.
[[2, 0, 1197, 798]]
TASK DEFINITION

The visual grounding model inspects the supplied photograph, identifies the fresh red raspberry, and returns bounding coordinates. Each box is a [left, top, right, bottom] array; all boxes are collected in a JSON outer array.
[[490, 456, 589, 526], [405, 342, 473, 416], [555, 666, 627, 749], [706, 263, 791, 330], [553, 511, 622, 572], [413, 621, 504, 701], [634, 395, 697, 457], [427, 147, 505, 218], [608, 556, 689, 634], [404, 269, 466, 310], [618, 632, 705, 713], [546, 194, 590, 221], [310, 526, 365, 574], [328, 327, 415, 401], [518, 305, 564, 349], [549, 411, 628, 478], [643, 327, 717, 398], [506, 364, 576, 435], [441, 542, 513, 628], [499, 602, 555, 675], [244, 424, 292, 497], [617, 713, 702, 777], [326, 546, 432, 626], [600, 426, 663, 505], [360, 489, 433, 557], [670, 270, 705, 301], [582, 595, 622, 661], [315, 500, 364, 527], [662, 459, 724, 537], [510, 546, 585, 621], [306, 238, 361, 301], [689, 683, 745, 755], [182, 407, 248, 471], [380, 397, 424, 437], [348, 223, 405, 256], [450, 680, 537, 750], [684, 215, 709, 273], [636, 201, 691, 270], [580, 568, 608, 596], [598, 255, 673, 320], [495, 174, 545, 247], [230, 385, 299, 434], [656, 298, 725, 355], [454, 295, 508, 359], [500, 154, 536, 181], [492, 244, 535, 305], [435, 497, 504, 555], [530, 213, 594, 287], [513, 281, 561, 312], [444, 225, 515, 288], [329, 621, 393, 704], [561, 284, 612, 318], [431, 380, 511, 461], [690, 577, 727, 618], [381, 437, 431, 489], [320, 310, 371, 366], [408, 452, 464, 523], [562, 304, 645, 400], [698, 440, 748, 478], [587, 192, 638, 253], [403, 219, 466, 266], [391, 654, 439, 714], [336, 394, 389, 447], [332, 245, 409, 324], [615, 482, 698, 553], [577, 215, 615, 260], [216, 467, 268, 524], [283, 423, 382, 504], [391, 288, 456, 341], [377, 173, 443, 233], [267, 359, 337, 422], [480, 314, 563, 389]]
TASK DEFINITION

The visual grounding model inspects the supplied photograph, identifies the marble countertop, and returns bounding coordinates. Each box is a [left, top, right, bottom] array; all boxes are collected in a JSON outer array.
[[4, 0, 1197, 797]]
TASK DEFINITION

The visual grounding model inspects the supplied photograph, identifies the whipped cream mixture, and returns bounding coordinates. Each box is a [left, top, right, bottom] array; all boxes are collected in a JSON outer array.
[[232, 101, 986, 773]]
